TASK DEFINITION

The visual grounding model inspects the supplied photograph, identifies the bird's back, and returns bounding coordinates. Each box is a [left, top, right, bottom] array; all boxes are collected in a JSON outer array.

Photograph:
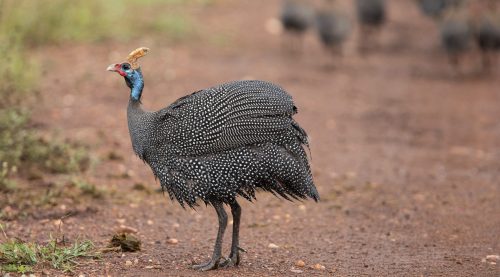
[[131, 80, 318, 207], [418, 0, 447, 18], [356, 0, 386, 25], [440, 12, 472, 53], [281, 0, 312, 32], [316, 10, 351, 46], [477, 16, 500, 50]]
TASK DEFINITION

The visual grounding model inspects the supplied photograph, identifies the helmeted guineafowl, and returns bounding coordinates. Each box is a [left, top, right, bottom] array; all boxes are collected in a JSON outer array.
[[475, 3, 500, 70], [280, 0, 314, 51], [417, 0, 448, 18], [440, 3, 473, 70], [417, 0, 464, 19], [356, 0, 386, 51], [315, 0, 351, 57], [107, 48, 319, 271]]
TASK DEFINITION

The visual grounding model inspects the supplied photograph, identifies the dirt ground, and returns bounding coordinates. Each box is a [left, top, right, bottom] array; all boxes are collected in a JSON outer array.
[[7, 0, 500, 276]]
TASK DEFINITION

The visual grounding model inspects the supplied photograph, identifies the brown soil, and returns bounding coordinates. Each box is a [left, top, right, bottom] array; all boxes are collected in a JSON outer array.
[[7, 0, 500, 276]]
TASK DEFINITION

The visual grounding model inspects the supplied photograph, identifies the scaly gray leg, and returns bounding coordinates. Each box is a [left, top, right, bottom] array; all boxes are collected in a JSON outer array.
[[220, 201, 245, 267], [192, 202, 227, 271]]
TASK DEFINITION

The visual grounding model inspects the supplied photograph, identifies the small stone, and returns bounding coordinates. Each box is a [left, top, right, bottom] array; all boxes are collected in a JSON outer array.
[[116, 225, 138, 234], [265, 18, 283, 35], [298, 205, 306, 211], [312, 263, 326, 270], [290, 268, 303, 273], [295, 260, 306, 267], [268, 243, 279, 249], [486, 255, 499, 262], [345, 171, 357, 178], [134, 258, 139, 264], [116, 218, 126, 224], [125, 260, 133, 266], [147, 220, 154, 225], [172, 223, 180, 228], [167, 238, 179, 244]]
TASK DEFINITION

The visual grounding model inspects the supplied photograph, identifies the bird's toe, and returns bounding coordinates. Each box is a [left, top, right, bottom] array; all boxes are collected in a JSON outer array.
[[192, 257, 222, 271]]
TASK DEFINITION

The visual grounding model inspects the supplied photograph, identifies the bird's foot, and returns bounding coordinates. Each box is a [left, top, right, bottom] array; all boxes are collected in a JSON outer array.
[[192, 256, 223, 271], [220, 246, 246, 268]]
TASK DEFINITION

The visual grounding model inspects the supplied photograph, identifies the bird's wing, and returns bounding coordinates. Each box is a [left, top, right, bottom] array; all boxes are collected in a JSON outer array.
[[154, 80, 305, 156]]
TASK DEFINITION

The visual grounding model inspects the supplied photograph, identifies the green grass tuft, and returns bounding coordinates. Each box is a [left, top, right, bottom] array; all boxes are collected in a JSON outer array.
[[0, 238, 98, 273]]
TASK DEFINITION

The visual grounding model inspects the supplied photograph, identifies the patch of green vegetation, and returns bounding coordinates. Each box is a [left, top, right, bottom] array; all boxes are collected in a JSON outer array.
[[148, 15, 196, 42], [1, 0, 205, 46], [0, 108, 90, 176], [0, 162, 17, 192], [70, 178, 106, 199], [0, 177, 108, 220], [0, 238, 98, 273]]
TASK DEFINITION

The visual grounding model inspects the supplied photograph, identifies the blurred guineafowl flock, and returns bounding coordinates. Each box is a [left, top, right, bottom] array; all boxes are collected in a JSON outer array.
[[107, 48, 319, 271], [276, 0, 500, 74]]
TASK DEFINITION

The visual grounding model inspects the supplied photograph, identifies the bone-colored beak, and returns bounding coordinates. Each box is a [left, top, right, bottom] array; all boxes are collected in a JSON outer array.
[[106, 64, 118, 72]]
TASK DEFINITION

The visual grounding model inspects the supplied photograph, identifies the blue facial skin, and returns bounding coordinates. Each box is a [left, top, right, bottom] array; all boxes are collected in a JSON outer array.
[[122, 64, 144, 101]]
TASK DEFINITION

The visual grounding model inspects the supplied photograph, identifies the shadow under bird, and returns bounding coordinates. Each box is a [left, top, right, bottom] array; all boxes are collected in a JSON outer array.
[[107, 48, 319, 271]]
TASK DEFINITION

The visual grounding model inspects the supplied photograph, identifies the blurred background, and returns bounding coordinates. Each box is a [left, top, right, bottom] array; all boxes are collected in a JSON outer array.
[[0, 0, 499, 275]]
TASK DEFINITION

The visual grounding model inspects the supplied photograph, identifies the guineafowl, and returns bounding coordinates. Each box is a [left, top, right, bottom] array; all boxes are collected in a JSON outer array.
[[280, 0, 314, 51], [476, 5, 500, 70], [315, 0, 351, 58], [107, 48, 319, 271], [417, 0, 448, 18], [356, 0, 386, 50], [440, 4, 473, 70], [416, 0, 464, 19]]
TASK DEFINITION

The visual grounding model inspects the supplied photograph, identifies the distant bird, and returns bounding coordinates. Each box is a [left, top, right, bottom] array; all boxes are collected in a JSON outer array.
[[476, 9, 500, 70], [440, 5, 473, 70], [315, 1, 351, 57], [280, 0, 314, 50], [416, 0, 464, 19], [356, 0, 386, 50], [417, 0, 448, 18], [107, 48, 319, 271]]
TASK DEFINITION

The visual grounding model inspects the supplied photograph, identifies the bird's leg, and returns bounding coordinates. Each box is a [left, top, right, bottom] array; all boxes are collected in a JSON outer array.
[[220, 201, 244, 268], [192, 202, 227, 271]]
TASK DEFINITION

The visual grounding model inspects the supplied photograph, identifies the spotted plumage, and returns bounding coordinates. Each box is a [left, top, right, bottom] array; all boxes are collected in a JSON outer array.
[[128, 80, 318, 207]]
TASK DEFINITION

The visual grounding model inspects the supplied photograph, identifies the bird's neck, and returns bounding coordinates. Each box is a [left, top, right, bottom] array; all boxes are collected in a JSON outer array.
[[127, 69, 144, 101], [130, 80, 144, 101]]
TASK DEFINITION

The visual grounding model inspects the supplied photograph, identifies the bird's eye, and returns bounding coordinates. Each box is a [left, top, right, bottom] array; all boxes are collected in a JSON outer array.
[[122, 63, 131, 71]]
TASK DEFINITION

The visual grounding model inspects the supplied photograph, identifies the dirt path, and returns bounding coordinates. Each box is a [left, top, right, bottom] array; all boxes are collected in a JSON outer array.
[[11, 0, 500, 276]]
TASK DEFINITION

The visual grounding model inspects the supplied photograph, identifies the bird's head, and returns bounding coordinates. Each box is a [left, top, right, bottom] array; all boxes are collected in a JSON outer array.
[[107, 47, 149, 101]]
